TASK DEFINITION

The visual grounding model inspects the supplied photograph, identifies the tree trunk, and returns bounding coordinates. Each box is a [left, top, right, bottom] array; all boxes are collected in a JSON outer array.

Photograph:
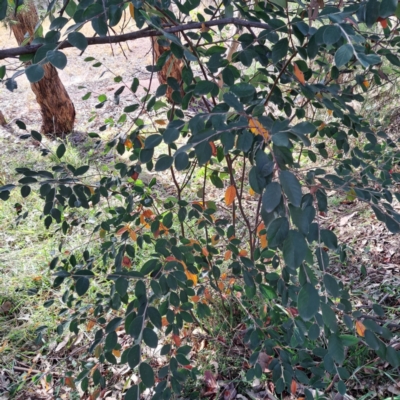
[[151, 36, 184, 103], [10, 1, 75, 136], [0, 111, 6, 126]]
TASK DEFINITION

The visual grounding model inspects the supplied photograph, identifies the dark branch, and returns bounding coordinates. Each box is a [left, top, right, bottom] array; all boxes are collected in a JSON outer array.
[[0, 18, 271, 60]]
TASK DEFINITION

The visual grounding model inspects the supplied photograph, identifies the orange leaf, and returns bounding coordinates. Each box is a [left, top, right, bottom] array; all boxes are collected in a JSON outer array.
[[225, 185, 236, 206], [122, 256, 131, 268], [154, 119, 166, 125], [116, 226, 129, 235], [65, 377, 76, 390], [191, 295, 200, 303], [318, 122, 326, 131], [293, 63, 305, 85], [185, 269, 198, 285], [220, 273, 227, 280], [260, 235, 268, 249], [204, 288, 212, 300], [257, 222, 265, 236], [228, 278, 235, 285], [172, 334, 181, 347], [379, 18, 388, 28], [87, 320, 96, 332], [124, 139, 133, 149], [129, 229, 137, 241], [363, 80, 370, 88], [248, 117, 270, 142], [291, 380, 297, 394], [209, 141, 217, 156], [355, 320, 366, 337], [218, 282, 224, 291], [211, 235, 219, 246], [224, 250, 232, 261], [162, 317, 169, 327], [249, 187, 255, 196], [131, 171, 139, 181], [202, 247, 209, 257], [327, 109, 333, 116], [129, 2, 134, 18], [112, 349, 121, 357], [239, 249, 248, 257]]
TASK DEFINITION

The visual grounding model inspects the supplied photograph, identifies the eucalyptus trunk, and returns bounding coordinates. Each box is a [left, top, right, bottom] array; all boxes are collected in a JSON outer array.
[[11, 1, 75, 136]]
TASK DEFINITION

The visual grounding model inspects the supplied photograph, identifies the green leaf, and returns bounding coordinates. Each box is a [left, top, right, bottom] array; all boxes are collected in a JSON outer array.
[[124, 104, 139, 113], [31, 130, 42, 142], [267, 217, 289, 248], [25, 64, 45, 83], [0, 0, 7, 20], [56, 143, 66, 159], [0, 65, 5, 80], [328, 334, 345, 364], [106, 317, 123, 333], [272, 38, 289, 63], [340, 335, 359, 347], [128, 344, 141, 369], [366, 0, 380, 27], [194, 80, 215, 96], [147, 307, 162, 330], [175, 152, 189, 171], [139, 362, 155, 388], [321, 303, 338, 333], [68, 32, 88, 51], [283, 230, 307, 269], [298, 282, 320, 321], [380, 0, 397, 17], [21, 185, 31, 198], [125, 385, 139, 399], [323, 274, 339, 298], [365, 330, 380, 350], [335, 44, 353, 67], [259, 284, 277, 300], [280, 171, 302, 207], [155, 156, 173, 171], [47, 50, 67, 70], [323, 25, 341, 45], [75, 277, 90, 296], [231, 83, 255, 97], [142, 327, 158, 348], [262, 182, 282, 213], [145, 134, 163, 149], [115, 277, 129, 297]]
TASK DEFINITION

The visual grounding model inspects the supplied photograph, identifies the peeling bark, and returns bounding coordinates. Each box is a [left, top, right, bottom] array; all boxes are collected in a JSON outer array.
[[151, 36, 184, 103], [10, 1, 75, 136]]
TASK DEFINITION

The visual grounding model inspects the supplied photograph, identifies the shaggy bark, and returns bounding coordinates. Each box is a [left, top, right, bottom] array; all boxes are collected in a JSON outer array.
[[10, 1, 75, 136], [0, 111, 6, 126], [151, 37, 184, 103]]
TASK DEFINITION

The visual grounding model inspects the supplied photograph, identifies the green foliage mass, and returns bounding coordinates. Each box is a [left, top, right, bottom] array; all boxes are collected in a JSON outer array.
[[1, 0, 400, 398]]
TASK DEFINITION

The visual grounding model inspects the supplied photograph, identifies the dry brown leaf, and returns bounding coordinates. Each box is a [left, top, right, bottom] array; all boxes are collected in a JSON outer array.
[[0, 301, 12, 313], [112, 349, 121, 357], [116, 226, 128, 235], [209, 141, 217, 156], [122, 256, 131, 268], [154, 119, 166, 125], [356, 320, 366, 337], [0, 340, 8, 353], [225, 185, 236, 206], [293, 63, 305, 85]]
